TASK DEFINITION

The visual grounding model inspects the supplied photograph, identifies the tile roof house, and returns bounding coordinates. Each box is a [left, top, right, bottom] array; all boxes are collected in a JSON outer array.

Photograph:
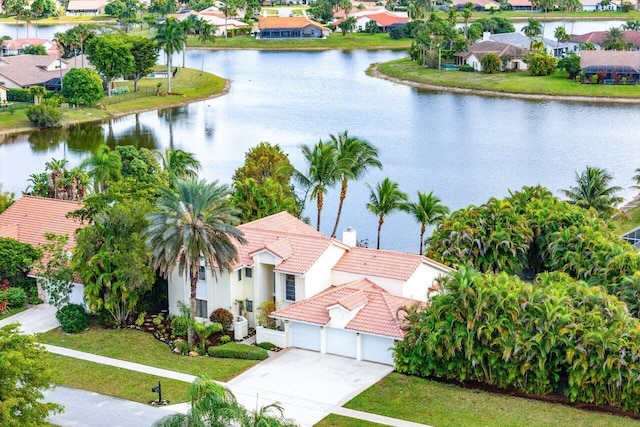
[[1, 38, 58, 56], [479, 32, 569, 58], [66, 0, 108, 15], [257, 17, 330, 39], [338, 12, 409, 33], [569, 30, 640, 51], [168, 211, 452, 365], [169, 10, 249, 37], [580, 50, 640, 83], [454, 40, 529, 72], [0, 54, 92, 89], [0, 196, 86, 304]]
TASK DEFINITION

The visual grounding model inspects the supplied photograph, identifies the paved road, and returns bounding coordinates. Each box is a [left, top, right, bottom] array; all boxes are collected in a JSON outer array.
[[44, 386, 177, 427]]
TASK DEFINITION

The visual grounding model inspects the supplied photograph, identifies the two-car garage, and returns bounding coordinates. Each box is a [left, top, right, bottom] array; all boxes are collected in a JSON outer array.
[[290, 322, 396, 365]]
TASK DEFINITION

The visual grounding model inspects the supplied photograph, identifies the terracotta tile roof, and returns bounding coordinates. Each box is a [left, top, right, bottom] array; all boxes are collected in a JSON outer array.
[[332, 246, 451, 281], [241, 211, 323, 236], [0, 196, 84, 251], [272, 279, 421, 338], [570, 30, 640, 48], [580, 50, 640, 68], [258, 16, 327, 31], [2, 38, 51, 50], [361, 12, 409, 27]]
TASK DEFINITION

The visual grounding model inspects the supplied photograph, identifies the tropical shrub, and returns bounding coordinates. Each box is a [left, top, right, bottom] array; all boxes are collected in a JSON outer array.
[[208, 342, 268, 360], [62, 68, 104, 106], [219, 334, 231, 344], [524, 53, 557, 76], [396, 267, 640, 411], [170, 316, 190, 337], [26, 100, 62, 128], [557, 53, 581, 79], [209, 307, 234, 331], [0, 238, 41, 291], [257, 300, 277, 329], [481, 53, 502, 74], [257, 341, 277, 350], [0, 287, 26, 307], [56, 303, 89, 333], [389, 27, 404, 40]]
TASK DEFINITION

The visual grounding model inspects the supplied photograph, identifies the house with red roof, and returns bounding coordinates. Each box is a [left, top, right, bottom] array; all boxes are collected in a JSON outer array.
[[1, 38, 58, 56], [167, 211, 452, 364], [258, 17, 330, 39], [0, 196, 86, 305]]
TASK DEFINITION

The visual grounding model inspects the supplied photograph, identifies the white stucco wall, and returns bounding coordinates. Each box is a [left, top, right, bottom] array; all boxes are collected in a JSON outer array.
[[404, 262, 449, 301], [168, 269, 187, 316], [331, 271, 405, 296], [303, 244, 347, 299]]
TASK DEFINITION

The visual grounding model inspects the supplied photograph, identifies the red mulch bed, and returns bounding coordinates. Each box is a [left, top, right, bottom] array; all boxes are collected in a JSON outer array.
[[420, 375, 640, 421]]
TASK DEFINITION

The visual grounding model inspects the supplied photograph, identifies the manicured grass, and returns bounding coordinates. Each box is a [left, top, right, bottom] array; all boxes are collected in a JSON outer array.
[[187, 32, 412, 50], [375, 58, 640, 99], [612, 204, 640, 234], [345, 373, 639, 427], [46, 353, 189, 404], [315, 414, 386, 427], [0, 15, 115, 24], [0, 305, 28, 320], [38, 327, 258, 382]]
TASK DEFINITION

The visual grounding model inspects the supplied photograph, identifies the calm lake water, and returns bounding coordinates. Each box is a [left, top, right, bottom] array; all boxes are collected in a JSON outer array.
[[0, 22, 638, 253]]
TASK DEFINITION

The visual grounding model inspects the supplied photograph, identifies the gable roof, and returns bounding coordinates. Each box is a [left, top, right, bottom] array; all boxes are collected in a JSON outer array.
[[580, 50, 640, 69], [570, 30, 640, 48], [455, 40, 528, 60], [0, 196, 84, 250], [242, 211, 323, 236], [258, 16, 327, 31], [271, 279, 421, 338], [332, 246, 452, 281], [0, 55, 69, 87], [66, 0, 108, 11], [358, 12, 409, 26]]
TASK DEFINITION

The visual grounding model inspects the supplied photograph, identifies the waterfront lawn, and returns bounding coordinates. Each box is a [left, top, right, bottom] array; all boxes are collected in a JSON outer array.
[[613, 205, 640, 234], [39, 327, 258, 382], [46, 353, 189, 404], [344, 373, 639, 427], [315, 415, 386, 427], [0, 305, 27, 321], [188, 32, 412, 50], [376, 58, 640, 99]]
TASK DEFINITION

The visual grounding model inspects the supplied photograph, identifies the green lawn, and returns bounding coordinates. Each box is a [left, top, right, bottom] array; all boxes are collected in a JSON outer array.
[[38, 327, 258, 382], [613, 205, 640, 234], [46, 353, 189, 404], [315, 414, 386, 427], [375, 58, 640, 99], [345, 373, 639, 427], [0, 305, 27, 321]]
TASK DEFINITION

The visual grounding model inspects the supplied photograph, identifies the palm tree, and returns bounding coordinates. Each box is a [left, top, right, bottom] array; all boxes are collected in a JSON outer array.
[[145, 179, 245, 346], [198, 22, 216, 75], [156, 148, 201, 186], [603, 26, 628, 50], [554, 26, 569, 50], [154, 17, 185, 94], [404, 191, 449, 255], [328, 131, 382, 238], [366, 178, 408, 249], [522, 17, 542, 48], [29, 85, 46, 105], [461, 6, 472, 39], [80, 144, 122, 193], [179, 16, 197, 68], [560, 166, 623, 217], [294, 141, 341, 231]]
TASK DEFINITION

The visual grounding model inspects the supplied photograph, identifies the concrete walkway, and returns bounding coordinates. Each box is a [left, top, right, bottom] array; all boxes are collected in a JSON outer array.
[[0, 303, 58, 334]]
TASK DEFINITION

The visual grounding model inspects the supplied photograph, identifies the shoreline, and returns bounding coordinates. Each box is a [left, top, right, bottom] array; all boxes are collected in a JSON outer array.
[[368, 63, 640, 105]]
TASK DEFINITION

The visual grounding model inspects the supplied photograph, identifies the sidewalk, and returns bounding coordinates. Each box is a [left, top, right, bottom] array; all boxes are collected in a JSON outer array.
[[0, 303, 57, 334]]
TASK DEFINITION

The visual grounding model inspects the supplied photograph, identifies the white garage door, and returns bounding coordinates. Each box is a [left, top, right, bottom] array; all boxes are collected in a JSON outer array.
[[291, 322, 321, 351], [326, 328, 357, 358], [362, 334, 395, 365]]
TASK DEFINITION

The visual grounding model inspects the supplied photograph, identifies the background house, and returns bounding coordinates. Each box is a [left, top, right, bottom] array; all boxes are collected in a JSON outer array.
[[0, 54, 92, 90], [257, 17, 329, 39], [2, 38, 58, 56], [455, 40, 529, 71], [580, 50, 640, 83], [66, 0, 108, 15]]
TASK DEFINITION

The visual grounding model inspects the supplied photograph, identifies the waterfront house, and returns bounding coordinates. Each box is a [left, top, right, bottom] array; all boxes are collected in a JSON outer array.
[[569, 30, 640, 51], [337, 12, 409, 33], [480, 32, 569, 58], [455, 40, 529, 71], [1, 38, 58, 57], [580, 0, 619, 11], [66, 0, 108, 15], [169, 9, 249, 37], [258, 17, 329, 39], [0, 54, 92, 90], [580, 50, 640, 83]]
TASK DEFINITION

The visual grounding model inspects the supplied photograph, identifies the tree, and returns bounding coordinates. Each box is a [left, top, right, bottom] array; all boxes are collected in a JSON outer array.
[[81, 144, 123, 193], [23, 44, 47, 55], [603, 26, 630, 50], [154, 17, 185, 94], [155, 148, 201, 186], [28, 85, 46, 105], [366, 178, 408, 249], [145, 179, 245, 346], [26, 159, 89, 201], [86, 34, 135, 97], [339, 16, 356, 37], [30, 0, 56, 37], [521, 17, 542, 47], [554, 26, 569, 50], [365, 20, 379, 34], [153, 375, 296, 427], [233, 142, 295, 189], [26, 99, 62, 128], [129, 36, 159, 92], [0, 184, 15, 214], [557, 52, 581, 79], [328, 131, 382, 238], [62, 68, 104, 106], [560, 165, 623, 218], [461, 6, 472, 39], [34, 233, 74, 309], [231, 177, 300, 222], [524, 52, 556, 76], [481, 52, 502, 73], [179, 15, 198, 67], [0, 238, 41, 291], [198, 22, 216, 75], [404, 191, 449, 254], [219, 0, 245, 39], [0, 324, 62, 426]]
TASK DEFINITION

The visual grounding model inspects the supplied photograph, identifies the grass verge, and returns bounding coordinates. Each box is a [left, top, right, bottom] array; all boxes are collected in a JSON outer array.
[[0, 305, 28, 320], [314, 414, 386, 427], [344, 373, 639, 427], [38, 327, 259, 382], [374, 58, 640, 100], [46, 353, 189, 404], [613, 204, 640, 234]]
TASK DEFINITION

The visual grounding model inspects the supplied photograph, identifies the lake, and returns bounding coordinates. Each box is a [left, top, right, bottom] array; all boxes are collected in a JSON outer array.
[[1, 24, 639, 253]]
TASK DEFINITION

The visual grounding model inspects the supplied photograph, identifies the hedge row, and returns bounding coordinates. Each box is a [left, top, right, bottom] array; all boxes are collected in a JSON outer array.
[[7, 89, 34, 103], [208, 342, 268, 360]]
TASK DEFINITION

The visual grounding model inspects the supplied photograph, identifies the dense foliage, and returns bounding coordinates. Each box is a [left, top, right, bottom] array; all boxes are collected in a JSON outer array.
[[62, 68, 104, 106], [34, 233, 75, 308], [0, 324, 62, 426], [56, 303, 89, 333], [0, 238, 41, 291], [0, 287, 26, 307], [396, 268, 640, 411], [524, 53, 558, 76], [207, 342, 268, 360], [481, 52, 502, 74], [26, 99, 62, 128]]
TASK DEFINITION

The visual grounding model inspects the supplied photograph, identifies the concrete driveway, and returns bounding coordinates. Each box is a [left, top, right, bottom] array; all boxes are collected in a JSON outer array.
[[0, 303, 58, 334], [227, 348, 393, 426]]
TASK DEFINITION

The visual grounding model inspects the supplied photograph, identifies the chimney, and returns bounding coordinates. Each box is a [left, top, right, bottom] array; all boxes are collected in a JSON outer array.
[[342, 227, 357, 247], [483, 31, 491, 41]]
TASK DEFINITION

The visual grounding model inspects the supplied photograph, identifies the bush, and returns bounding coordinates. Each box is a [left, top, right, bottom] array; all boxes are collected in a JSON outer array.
[[7, 88, 33, 102], [524, 52, 557, 76], [209, 307, 234, 331], [389, 27, 403, 40], [257, 300, 276, 329], [256, 341, 276, 350], [56, 303, 89, 333], [170, 316, 189, 337], [219, 334, 231, 344], [0, 287, 26, 307], [208, 342, 268, 360], [62, 68, 104, 106], [481, 52, 502, 74], [459, 64, 475, 72], [26, 100, 62, 128], [173, 338, 190, 355]]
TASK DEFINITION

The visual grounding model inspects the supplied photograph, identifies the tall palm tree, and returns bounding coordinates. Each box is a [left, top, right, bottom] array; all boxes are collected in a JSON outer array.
[[560, 166, 623, 218], [554, 26, 569, 51], [156, 148, 201, 186], [80, 145, 122, 193], [145, 179, 245, 346], [328, 131, 382, 238], [198, 22, 216, 75], [522, 17, 542, 48], [461, 6, 472, 39], [294, 141, 341, 231], [179, 16, 197, 67], [366, 178, 408, 249], [154, 17, 185, 94], [404, 191, 449, 255]]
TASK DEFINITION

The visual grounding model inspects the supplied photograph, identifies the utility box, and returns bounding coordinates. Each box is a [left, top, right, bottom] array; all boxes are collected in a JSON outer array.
[[233, 316, 248, 341]]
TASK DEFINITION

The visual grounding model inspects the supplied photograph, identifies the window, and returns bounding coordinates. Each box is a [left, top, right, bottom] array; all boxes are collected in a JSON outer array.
[[285, 274, 295, 301], [237, 269, 242, 281], [198, 265, 205, 281], [246, 300, 253, 313], [196, 299, 208, 318], [245, 267, 252, 278]]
